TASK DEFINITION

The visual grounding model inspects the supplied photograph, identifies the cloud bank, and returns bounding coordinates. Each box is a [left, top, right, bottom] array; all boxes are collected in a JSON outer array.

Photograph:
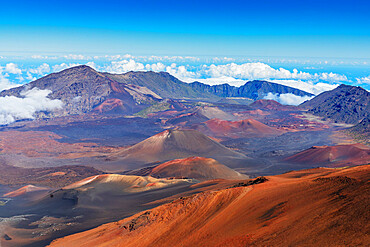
[[0, 88, 63, 125], [264, 93, 314, 105], [2, 55, 368, 96]]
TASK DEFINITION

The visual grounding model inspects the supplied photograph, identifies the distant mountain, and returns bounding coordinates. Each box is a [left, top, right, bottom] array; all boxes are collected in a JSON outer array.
[[105, 71, 218, 100], [106, 71, 313, 100], [0, 66, 315, 120], [189, 80, 313, 100], [300, 84, 370, 124], [0, 65, 161, 116]]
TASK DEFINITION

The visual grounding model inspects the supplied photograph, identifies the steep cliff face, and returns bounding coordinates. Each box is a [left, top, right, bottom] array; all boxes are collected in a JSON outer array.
[[189, 80, 313, 99], [105, 71, 219, 99], [0, 65, 161, 117]]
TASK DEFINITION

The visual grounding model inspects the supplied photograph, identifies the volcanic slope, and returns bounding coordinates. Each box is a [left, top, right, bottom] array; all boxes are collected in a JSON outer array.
[[250, 99, 299, 111], [166, 106, 234, 126], [0, 175, 192, 247], [49, 165, 370, 247], [189, 80, 313, 99], [0, 65, 161, 116], [4, 185, 49, 198], [105, 71, 218, 100], [106, 129, 249, 170], [300, 84, 370, 124], [148, 157, 248, 181], [347, 117, 370, 145], [191, 118, 284, 139], [284, 143, 370, 167]]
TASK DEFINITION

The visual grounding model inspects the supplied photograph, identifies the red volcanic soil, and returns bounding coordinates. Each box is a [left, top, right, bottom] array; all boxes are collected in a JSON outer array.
[[0, 162, 104, 187], [108, 129, 247, 170], [166, 106, 234, 126], [250, 99, 299, 111], [0, 130, 117, 159], [149, 157, 248, 181], [4, 185, 49, 197], [94, 98, 126, 113], [285, 143, 370, 167], [49, 165, 370, 247], [192, 118, 284, 139]]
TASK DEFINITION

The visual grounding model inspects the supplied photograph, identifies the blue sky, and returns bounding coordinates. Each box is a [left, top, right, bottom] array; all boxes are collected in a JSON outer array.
[[0, 0, 369, 94], [0, 0, 369, 58]]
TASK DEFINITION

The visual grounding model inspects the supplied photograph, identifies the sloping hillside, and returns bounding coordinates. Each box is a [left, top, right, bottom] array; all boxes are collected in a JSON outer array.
[[49, 165, 370, 247], [300, 84, 369, 124], [0, 65, 161, 116], [149, 157, 248, 180], [107, 129, 249, 170]]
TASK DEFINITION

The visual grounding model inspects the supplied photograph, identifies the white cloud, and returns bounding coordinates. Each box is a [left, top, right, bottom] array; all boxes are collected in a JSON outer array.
[[0, 67, 21, 91], [0, 60, 354, 97], [356, 76, 370, 85], [62, 54, 91, 60], [184, 76, 247, 87], [270, 79, 338, 95], [105, 59, 145, 73], [29, 63, 50, 75], [264, 93, 314, 105], [85, 61, 98, 70], [0, 88, 63, 125], [198, 63, 347, 83], [318, 72, 347, 82], [5, 63, 22, 74], [144, 62, 166, 71], [164, 63, 198, 79], [52, 63, 82, 72]]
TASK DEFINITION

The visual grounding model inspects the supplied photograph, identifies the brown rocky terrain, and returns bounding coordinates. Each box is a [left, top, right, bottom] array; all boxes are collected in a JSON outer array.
[[48, 165, 370, 247], [284, 143, 370, 167], [0, 162, 103, 187], [300, 84, 369, 124], [191, 118, 284, 139], [0, 65, 161, 117], [148, 157, 248, 181], [106, 129, 250, 171]]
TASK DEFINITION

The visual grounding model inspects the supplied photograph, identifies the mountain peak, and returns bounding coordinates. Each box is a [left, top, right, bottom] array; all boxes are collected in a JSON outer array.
[[301, 84, 369, 124]]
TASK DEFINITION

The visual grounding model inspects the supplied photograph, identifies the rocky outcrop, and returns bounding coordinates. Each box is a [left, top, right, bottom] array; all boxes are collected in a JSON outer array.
[[300, 84, 369, 124]]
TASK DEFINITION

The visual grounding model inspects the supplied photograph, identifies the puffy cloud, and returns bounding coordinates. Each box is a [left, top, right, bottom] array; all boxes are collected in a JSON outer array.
[[52, 63, 81, 72], [184, 76, 247, 87], [0, 75, 18, 92], [318, 72, 347, 82], [0, 60, 353, 97], [29, 63, 50, 75], [270, 80, 338, 95], [356, 76, 370, 85], [164, 63, 199, 79], [85, 61, 98, 70], [105, 59, 145, 73], [0, 88, 63, 125], [5, 63, 22, 74], [145, 62, 166, 72], [0, 67, 21, 91], [199, 63, 347, 83], [264, 93, 314, 106]]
